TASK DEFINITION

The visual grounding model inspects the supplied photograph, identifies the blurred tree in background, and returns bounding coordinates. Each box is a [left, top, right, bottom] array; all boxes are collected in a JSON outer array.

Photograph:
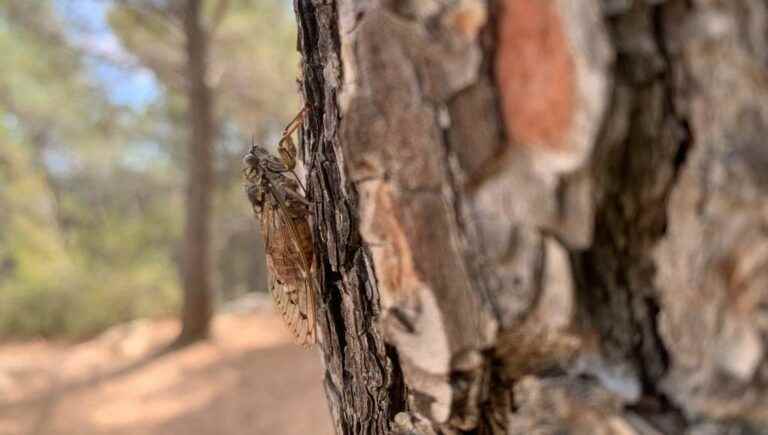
[[0, 0, 298, 339]]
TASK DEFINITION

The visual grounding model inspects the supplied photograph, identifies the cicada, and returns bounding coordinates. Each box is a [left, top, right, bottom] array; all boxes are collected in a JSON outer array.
[[244, 108, 317, 346]]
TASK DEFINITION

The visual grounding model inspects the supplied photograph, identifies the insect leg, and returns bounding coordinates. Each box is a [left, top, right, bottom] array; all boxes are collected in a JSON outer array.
[[278, 107, 306, 170]]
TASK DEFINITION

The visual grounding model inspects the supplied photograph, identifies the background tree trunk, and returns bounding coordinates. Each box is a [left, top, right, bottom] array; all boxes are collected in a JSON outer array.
[[294, 0, 768, 433], [179, 0, 215, 344]]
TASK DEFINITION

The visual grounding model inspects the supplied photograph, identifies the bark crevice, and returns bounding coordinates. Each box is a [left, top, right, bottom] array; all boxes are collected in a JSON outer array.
[[292, 0, 768, 433], [295, 0, 408, 433], [569, 1, 694, 423]]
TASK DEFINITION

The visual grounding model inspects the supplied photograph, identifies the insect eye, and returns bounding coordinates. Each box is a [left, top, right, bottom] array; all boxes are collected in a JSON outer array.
[[243, 153, 258, 167]]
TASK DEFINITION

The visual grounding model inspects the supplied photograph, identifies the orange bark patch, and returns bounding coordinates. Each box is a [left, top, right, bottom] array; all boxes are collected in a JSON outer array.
[[496, 0, 575, 152], [444, 1, 488, 41], [366, 181, 422, 303]]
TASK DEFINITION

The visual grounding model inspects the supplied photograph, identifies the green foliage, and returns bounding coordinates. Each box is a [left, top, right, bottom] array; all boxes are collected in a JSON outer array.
[[0, 2, 180, 338], [0, 130, 180, 338], [108, 0, 299, 135], [0, 261, 179, 339], [0, 0, 297, 338]]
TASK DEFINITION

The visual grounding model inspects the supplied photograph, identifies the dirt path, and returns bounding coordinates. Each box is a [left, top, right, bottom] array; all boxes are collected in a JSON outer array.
[[0, 310, 332, 435]]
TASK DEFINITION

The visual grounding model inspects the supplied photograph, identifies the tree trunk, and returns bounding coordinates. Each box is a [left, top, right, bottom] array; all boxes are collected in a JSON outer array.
[[294, 0, 768, 433], [178, 0, 215, 344]]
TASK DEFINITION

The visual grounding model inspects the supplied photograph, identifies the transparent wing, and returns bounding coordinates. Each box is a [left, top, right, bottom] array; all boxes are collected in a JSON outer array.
[[262, 192, 317, 347]]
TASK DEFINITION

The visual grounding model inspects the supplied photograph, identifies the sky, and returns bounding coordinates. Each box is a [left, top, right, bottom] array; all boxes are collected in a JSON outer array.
[[54, 0, 159, 109], [44, 1, 165, 171]]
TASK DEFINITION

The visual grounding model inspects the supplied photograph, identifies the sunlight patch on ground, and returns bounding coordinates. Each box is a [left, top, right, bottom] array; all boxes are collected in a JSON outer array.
[[0, 309, 331, 435]]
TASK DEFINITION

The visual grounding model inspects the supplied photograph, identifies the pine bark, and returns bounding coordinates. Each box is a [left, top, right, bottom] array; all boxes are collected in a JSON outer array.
[[294, 0, 768, 433]]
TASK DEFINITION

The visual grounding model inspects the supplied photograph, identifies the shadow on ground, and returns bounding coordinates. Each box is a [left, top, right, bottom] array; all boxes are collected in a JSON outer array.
[[0, 312, 332, 435]]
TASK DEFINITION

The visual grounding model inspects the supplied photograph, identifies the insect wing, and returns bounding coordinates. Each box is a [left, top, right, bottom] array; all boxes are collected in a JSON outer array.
[[261, 186, 317, 346]]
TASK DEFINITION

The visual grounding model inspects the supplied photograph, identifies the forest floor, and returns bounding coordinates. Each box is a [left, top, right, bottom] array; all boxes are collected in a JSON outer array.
[[0, 297, 332, 435]]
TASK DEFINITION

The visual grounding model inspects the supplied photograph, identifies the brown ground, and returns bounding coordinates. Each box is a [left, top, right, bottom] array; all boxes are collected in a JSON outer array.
[[0, 307, 332, 435]]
